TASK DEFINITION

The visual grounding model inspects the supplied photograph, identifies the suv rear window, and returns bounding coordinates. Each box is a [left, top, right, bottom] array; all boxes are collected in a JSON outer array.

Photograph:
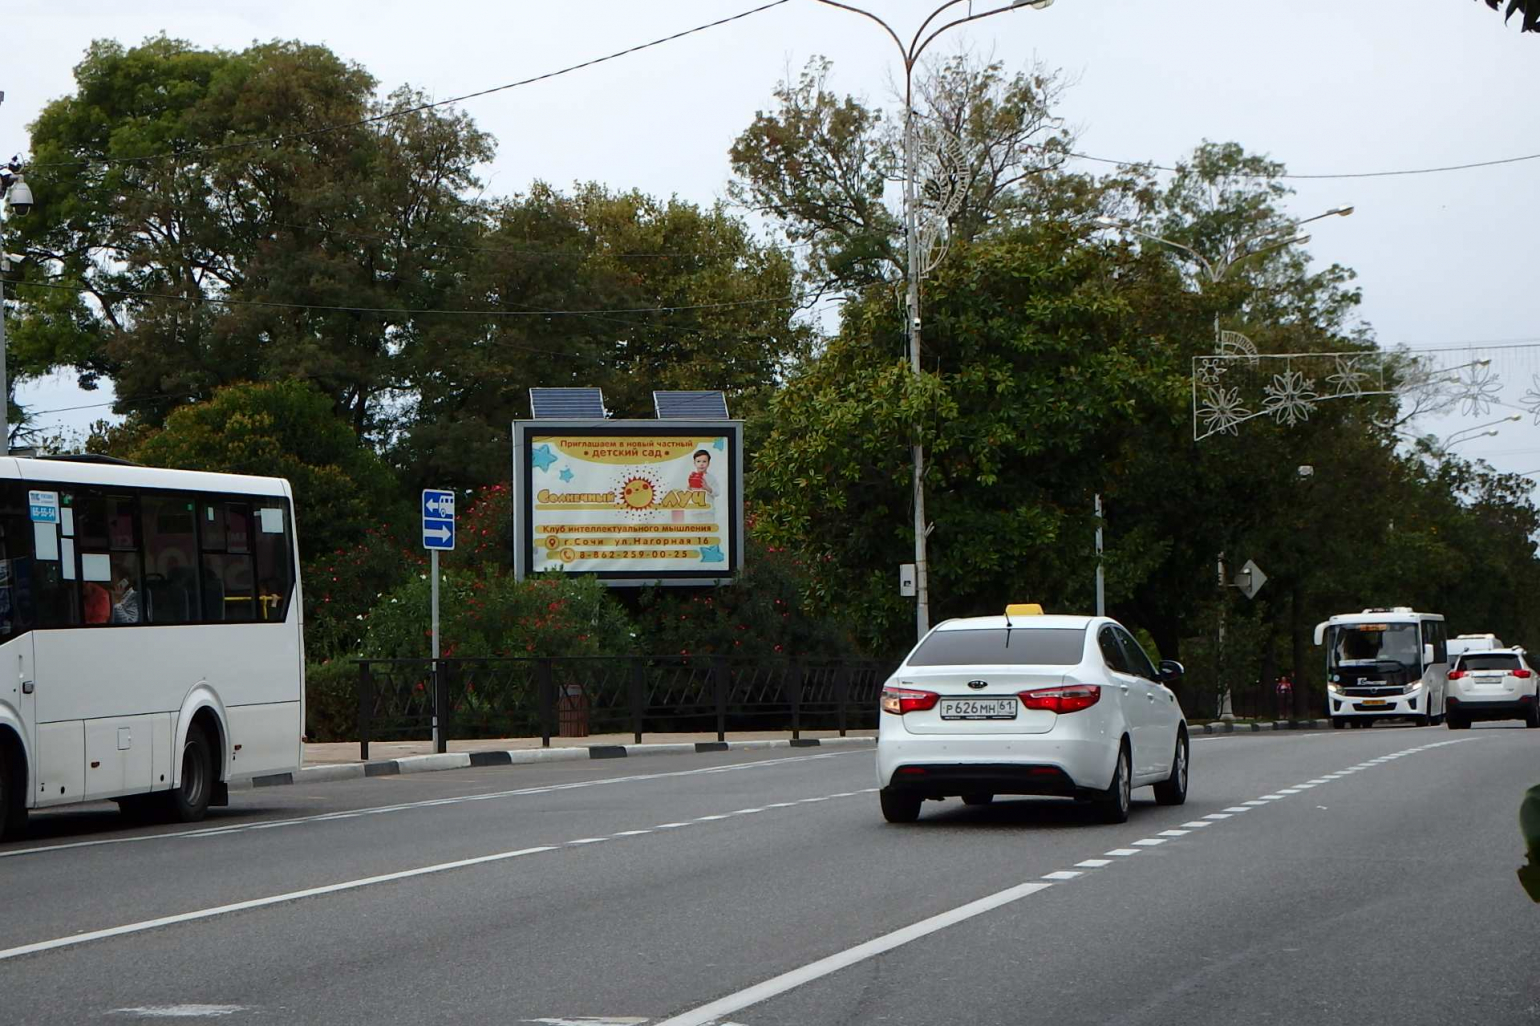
[[908, 627, 1085, 666], [1457, 654, 1522, 671]]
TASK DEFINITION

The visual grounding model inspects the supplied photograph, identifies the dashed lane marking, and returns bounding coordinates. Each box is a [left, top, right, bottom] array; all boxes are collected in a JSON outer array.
[[1, 751, 862, 862]]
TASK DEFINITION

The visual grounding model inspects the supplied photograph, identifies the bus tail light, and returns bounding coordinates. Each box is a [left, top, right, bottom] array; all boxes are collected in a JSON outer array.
[[881, 687, 939, 715], [1018, 684, 1101, 714]]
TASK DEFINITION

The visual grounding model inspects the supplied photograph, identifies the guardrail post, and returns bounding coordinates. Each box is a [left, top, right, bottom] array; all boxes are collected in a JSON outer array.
[[713, 655, 729, 743], [358, 661, 373, 762], [537, 658, 554, 748], [789, 661, 803, 740], [630, 657, 646, 744], [836, 663, 850, 737]]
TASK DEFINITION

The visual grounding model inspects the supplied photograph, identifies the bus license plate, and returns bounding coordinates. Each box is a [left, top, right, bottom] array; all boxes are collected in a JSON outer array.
[[940, 698, 1018, 720], [1361, 699, 1388, 707]]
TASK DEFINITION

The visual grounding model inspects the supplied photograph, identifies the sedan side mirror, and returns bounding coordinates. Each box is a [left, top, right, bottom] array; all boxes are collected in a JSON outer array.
[[1157, 659, 1185, 684]]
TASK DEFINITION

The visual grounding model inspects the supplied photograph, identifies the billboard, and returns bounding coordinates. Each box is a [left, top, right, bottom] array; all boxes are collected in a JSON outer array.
[[512, 420, 743, 586]]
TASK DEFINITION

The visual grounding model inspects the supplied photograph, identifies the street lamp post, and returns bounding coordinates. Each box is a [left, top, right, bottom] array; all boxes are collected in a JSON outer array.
[[814, 0, 1055, 640], [0, 91, 37, 453]]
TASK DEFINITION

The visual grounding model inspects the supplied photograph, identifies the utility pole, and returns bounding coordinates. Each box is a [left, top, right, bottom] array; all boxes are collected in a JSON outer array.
[[1094, 493, 1105, 616]]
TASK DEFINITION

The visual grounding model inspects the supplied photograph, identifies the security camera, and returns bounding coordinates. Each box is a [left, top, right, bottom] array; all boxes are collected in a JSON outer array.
[[3, 174, 32, 216]]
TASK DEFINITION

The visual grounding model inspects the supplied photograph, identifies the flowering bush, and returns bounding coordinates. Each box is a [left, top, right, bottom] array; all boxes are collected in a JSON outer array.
[[301, 522, 418, 661]]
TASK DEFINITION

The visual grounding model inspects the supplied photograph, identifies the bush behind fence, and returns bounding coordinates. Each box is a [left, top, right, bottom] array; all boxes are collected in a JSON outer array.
[[353, 655, 890, 758]]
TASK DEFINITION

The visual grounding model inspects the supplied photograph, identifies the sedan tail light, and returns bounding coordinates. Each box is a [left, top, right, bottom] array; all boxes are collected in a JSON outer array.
[[1018, 684, 1101, 714], [881, 686, 939, 715], [1447, 670, 1466, 680], [1513, 669, 1532, 678]]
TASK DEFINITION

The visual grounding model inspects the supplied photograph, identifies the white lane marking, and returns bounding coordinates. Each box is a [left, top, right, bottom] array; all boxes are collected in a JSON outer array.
[[1276, 788, 1303, 794], [764, 802, 796, 809], [1105, 848, 1141, 857], [1292, 784, 1317, 789], [1259, 794, 1288, 800], [1042, 871, 1081, 881], [1180, 822, 1212, 829], [695, 815, 731, 822], [652, 881, 1054, 1026], [2, 751, 861, 861], [3, 784, 876, 962], [1203, 814, 1232, 820], [1157, 829, 1190, 837], [0, 844, 559, 963], [1223, 807, 1253, 813], [522, 1018, 651, 1025], [655, 823, 690, 829], [111, 1007, 248, 1019], [1306, 779, 1330, 784], [734, 808, 765, 815], [612, 830, 652, 837], [1132, 838, 1166, 847], [1075, 859, 1113, 868]]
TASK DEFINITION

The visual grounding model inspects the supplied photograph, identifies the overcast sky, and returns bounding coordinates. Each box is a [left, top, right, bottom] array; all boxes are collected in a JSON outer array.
[[5, 0, 1539, 471]]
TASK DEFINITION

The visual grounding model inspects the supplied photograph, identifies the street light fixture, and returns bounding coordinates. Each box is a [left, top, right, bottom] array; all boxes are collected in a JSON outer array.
[[814, 0, 1056, 640], [1445, 414, 1521, 447]]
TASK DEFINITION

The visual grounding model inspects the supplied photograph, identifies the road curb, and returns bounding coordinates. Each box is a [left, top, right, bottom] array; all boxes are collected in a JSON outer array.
[[1190, 718, 1331, 735], [229, 736, 876, 791]]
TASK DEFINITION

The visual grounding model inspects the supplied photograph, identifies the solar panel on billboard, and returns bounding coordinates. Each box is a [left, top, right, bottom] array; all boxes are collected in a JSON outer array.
[[652, 390, 729, 420], [529, 387, 605, 419]]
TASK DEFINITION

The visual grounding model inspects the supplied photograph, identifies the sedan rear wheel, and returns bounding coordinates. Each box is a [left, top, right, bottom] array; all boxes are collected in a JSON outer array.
[[1447, 714, 1470, 730], [1096, 743, 1132, 824], [879, 788, 922, 824], [1526, 702, 1540, 729], [1153, 731, 1189, 806]]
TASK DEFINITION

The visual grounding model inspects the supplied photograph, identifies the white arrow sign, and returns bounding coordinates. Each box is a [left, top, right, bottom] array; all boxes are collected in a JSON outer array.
[[423, 523, 452, 543], [425, 497, 453, 515]]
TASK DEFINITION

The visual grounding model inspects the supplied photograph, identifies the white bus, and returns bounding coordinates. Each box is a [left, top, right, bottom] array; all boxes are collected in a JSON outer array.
[[0, 456, 303, 838], [1313, 607, 1448, 729]]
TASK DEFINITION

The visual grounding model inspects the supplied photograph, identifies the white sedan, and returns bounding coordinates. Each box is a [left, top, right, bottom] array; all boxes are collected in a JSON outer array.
[[877, 609, 1189, 824]]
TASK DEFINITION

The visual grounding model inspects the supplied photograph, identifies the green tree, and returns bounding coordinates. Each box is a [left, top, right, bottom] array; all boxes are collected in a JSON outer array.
[[7, 36, 491, 437], [131, 379, 398, 558]]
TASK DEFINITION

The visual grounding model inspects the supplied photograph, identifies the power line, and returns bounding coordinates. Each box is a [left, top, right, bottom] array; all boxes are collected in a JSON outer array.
[[5, 277, 801, 319], [1069, 149, 1540, 181], [31, 1, 791, 171]]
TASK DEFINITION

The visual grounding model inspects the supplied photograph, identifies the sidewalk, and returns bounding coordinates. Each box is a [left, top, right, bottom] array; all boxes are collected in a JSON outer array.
[[303, 729, 879, 766]]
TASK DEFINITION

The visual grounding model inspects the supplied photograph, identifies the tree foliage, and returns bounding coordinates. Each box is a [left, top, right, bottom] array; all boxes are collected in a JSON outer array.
[[132, 379, 398, 558]]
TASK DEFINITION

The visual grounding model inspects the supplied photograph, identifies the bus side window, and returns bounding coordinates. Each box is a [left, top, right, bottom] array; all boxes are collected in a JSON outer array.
[[142, 496, 198, 624], [201, 500, 256, 622], [253, 504, 293, 621]]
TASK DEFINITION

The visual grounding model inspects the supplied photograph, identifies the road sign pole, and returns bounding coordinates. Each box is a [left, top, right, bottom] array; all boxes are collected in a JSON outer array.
[[431, 547, 441, 749]]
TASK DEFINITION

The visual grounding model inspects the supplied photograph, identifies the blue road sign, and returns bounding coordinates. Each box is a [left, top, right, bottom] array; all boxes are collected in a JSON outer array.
[[422, 489, 456, 551]]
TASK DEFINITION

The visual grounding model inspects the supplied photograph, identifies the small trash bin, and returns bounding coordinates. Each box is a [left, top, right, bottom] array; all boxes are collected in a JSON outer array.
[[558, 682, 590, 737]]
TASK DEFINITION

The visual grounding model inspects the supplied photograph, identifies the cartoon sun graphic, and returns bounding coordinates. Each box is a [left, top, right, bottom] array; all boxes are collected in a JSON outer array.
[[620, 476, 656, 509]]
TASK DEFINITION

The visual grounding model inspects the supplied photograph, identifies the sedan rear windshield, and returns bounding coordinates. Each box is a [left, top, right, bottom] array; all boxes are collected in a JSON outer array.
[[907, 627, 1085, 666], [1456, 654, 1522, 671]]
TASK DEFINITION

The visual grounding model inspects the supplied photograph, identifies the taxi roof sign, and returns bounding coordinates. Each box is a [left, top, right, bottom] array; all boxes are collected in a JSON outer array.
[[1005, 603, 1044, 617]]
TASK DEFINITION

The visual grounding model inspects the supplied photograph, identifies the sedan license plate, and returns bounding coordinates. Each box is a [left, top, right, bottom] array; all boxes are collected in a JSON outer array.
[[1361, 699, 1388, 707], [940, 697, 1018, 720]]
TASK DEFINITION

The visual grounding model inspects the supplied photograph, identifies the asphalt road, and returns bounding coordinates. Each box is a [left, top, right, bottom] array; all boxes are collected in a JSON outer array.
[[1, 724, 1536, 1025]]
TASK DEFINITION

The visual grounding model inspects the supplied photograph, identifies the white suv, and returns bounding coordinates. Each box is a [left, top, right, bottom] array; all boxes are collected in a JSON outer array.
[[1446, 649, 1540, 729], [876, 609, 1189, 824]]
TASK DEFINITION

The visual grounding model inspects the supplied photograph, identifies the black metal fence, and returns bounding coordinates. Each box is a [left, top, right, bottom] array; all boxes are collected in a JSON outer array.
[[354, 656, 890, 759]]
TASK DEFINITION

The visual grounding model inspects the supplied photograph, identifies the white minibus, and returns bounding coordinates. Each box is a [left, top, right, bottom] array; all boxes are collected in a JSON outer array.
[[1313, 607, 1448, 728], [0, 456, 303, 837]]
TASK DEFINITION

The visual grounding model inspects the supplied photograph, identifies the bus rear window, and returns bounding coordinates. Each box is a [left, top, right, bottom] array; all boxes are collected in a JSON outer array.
[[1457, 654, 1522, 672]]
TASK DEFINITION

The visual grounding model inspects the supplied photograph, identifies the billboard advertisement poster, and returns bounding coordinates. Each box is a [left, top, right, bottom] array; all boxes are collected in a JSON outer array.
[[513, 421, 742, 585]]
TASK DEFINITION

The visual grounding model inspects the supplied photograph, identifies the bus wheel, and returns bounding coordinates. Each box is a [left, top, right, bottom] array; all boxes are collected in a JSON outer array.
[[166, 725, 214, 823]]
